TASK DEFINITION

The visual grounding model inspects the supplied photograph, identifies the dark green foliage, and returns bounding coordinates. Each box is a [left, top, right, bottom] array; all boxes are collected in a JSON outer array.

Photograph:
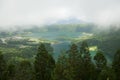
[[34, 43, 55, 80], [0, 41, 119, 80], [80, 41, 89, 55], [14, 60, 33, 80], [5, 63, 15, 80], [112, 49, 120, 80], [66, 44, 82, 80], [53, 52, 68, 80], [94, 51, 107, 80], [0, 51, 7, 80], [44, 43, 54, 54], [94, 51, 107, 69], [80, 41, 95, 80], [98, 67, 116, 80]]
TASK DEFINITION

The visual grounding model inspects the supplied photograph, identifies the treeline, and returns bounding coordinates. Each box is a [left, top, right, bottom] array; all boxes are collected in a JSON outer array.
[[0, 41, 120, 80]]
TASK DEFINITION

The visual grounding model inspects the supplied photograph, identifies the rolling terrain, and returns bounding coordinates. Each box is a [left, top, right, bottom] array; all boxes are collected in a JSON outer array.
[[0, 24, 119, 63]]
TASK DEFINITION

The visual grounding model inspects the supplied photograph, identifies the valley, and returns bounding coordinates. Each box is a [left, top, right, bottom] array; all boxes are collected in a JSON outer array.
[[0, 23, 119, 63]]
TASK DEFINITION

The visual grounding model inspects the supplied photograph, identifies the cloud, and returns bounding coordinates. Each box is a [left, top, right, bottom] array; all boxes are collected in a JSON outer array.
[[0, 0, 120, 28]]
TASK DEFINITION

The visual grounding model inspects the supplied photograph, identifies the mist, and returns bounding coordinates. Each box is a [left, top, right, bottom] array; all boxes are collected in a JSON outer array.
[[0, 0, 120, 30]]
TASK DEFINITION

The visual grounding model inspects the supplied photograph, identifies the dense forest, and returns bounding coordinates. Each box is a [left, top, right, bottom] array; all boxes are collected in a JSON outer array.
[[0, 24, 120, 80], [0, 41, 120, 80]]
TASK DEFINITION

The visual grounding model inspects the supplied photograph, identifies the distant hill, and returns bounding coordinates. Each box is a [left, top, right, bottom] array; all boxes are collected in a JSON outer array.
[[55, 18, 85, 24], [85, 28, 120, 59]]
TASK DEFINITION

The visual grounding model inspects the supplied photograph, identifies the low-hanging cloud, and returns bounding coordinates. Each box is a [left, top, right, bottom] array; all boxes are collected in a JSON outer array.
[[0, 0, 120, 29]]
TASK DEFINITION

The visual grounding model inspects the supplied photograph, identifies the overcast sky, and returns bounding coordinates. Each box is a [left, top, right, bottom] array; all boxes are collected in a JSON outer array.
[[0, 0, 120, 28]]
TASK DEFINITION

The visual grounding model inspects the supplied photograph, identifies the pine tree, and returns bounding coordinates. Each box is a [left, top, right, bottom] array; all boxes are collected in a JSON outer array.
[[94, 51, 107, 70], [80, 41, 95, 80], [14, 60, 32, 80], [66, 44, 83, 80], [53, 52, 68, 80], [0, 51, 7, 80], [34, 43, 55, 80], [112, 49, 120, 80], [44, 43, 54, 54], [93, 51, 107, 79]]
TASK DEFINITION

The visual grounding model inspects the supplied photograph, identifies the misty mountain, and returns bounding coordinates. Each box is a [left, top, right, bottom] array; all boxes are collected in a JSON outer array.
[[55, 18, 86, 24]]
